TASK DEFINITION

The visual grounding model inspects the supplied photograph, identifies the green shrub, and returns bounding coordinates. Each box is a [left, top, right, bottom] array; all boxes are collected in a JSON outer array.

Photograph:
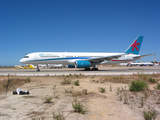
[[53, 85, 57, 89], [45, 74, 49, 76], [98, 87, 106, 93], [72, 99, 88, 114], [129, 80, 148, 92], [74, 80, 80, 86], [91, 80, 99, 83], [76, 74, 79, 78], [31, 116, 45, 120], [25, 77, 31, 83], [113, 76, 123, 80], [123, 96, 128, 104], [157, 84, 160, 90], [82, 89, 88, 95], [52, 112, 69, 120], [3, 84, 7, 88], [69, 74, 72, 77], [142, 109, 158, 120], [61, 78, 71, 85], [64, 88, 74, 94], [149, 77, 156, 83], [110, 85, 112, 91], [41, 96, 52, 103]]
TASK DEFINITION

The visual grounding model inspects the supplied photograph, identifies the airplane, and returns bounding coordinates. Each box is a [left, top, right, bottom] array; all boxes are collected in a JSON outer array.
[[28, 64, 37, 69], [127, 62, 154, 66], [119, 62, 154, 66], [15, 64, 36, 69], [20, 36, 153, 71], [15, 65, 23, 69]]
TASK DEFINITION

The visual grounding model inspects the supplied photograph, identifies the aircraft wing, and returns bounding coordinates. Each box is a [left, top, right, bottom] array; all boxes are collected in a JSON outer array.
[[132, 54, 154, 59], [87, 54, 126, 63]]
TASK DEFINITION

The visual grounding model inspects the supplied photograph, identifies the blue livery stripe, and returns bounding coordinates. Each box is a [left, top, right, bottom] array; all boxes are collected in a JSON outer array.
[[27, 57, 92, 62]]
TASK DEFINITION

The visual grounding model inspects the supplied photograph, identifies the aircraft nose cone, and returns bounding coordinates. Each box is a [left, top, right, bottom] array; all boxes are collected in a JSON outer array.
[[20, 58, 24, 64]]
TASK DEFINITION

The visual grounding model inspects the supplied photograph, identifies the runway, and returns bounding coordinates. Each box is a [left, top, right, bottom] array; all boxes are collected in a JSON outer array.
[[0, 66, 160, 76]]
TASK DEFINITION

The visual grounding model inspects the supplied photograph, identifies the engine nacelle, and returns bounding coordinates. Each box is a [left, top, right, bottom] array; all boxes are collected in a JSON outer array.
[[68, 64, 75, 68], [76, 61, 91, 68]]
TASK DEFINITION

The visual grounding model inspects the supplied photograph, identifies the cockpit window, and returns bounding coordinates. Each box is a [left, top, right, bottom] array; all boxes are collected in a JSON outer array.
[[24, 55, 29, 58]]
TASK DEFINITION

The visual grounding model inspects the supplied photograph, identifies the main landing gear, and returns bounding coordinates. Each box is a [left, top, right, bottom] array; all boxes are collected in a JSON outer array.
[[85, 68, 91, 71], [36, 65, 40, 72], [92, 68, 98, 71], [85, 68, 98, 71]]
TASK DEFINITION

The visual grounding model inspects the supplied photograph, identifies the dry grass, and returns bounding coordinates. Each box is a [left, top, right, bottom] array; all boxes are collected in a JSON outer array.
[[0, 73, 160, 120], [0, 77, 31, 94], [116, 87, 160, 120], [26, 111, 45, 120], [97, 73, 160, 84]]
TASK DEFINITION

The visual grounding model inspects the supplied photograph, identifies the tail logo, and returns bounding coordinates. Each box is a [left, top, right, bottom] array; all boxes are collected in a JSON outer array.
[[131, 40, 140, 51]]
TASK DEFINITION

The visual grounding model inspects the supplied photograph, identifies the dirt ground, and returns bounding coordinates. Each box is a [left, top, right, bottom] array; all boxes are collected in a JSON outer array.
[[0, 74, 160, 120]]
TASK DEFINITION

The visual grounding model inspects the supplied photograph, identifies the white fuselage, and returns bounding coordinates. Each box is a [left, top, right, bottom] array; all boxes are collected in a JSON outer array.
[[20, 52, 140, 65]]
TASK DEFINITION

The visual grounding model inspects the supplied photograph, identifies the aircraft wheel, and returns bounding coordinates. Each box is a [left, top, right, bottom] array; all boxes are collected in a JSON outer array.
[[92, 68, 98, 71], [85, 68, 90, 71], [92, 68, 95, 71]]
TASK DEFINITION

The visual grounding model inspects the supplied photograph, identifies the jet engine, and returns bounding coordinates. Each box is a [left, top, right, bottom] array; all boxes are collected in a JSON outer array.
[[68, 64, 75, 68], [76, 61, 91, 68]]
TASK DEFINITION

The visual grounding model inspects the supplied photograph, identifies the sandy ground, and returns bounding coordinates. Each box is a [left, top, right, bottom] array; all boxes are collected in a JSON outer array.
[[0, 75, 160, 120]]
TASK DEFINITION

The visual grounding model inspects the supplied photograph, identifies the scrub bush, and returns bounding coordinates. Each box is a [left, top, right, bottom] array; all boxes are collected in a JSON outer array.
[[72, 99, 88, 114], [142, 109, 158, 120], [52, 112, 69, 120], [61, 78, 71, 85], [149, 77, 156, 83], [74, 80, 80, 86], [82, 89, 88, 95], [157, 84, 160, 90], [41, 96, 52, 103], [129, 80, 148, 92], [98, 87, 106, 93]]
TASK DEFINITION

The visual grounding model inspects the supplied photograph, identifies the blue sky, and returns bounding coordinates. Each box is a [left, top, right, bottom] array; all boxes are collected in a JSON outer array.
[[0, 0, 159, 66]]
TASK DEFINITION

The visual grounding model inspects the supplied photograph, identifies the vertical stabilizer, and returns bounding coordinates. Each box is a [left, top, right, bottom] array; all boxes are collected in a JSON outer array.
[[125, 36, 143, 54]]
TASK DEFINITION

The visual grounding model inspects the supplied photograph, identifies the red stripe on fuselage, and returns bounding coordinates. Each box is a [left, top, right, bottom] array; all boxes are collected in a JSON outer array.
[[111, 59, 133, 61]]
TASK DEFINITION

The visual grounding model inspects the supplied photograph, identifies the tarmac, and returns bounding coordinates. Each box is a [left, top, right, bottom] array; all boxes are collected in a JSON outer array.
[[0, 66, 160, 76]]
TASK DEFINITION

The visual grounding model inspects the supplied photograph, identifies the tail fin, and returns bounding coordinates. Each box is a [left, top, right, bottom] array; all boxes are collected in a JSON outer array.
[[125, 36, 143, 54]]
